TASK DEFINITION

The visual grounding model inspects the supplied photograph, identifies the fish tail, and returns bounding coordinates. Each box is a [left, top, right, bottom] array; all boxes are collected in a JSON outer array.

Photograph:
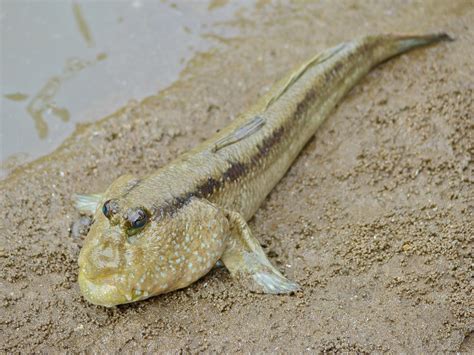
[[393, 32, 454, 52], [365, 32, 453, 65]]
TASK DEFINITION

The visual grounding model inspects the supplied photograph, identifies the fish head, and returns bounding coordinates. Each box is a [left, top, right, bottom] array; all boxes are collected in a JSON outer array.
[[78, 175, 228, 307]]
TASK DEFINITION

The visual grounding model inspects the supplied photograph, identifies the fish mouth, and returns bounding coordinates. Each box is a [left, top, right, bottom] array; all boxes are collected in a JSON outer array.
[[78, 269, 136, 307]]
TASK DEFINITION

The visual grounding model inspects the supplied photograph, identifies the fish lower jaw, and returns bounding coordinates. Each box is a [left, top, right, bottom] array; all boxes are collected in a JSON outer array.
[[78, 270, 132, 307]]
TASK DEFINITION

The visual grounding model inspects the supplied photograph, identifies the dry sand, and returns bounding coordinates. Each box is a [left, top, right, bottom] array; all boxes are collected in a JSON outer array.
[[1, 0, 473, 352]]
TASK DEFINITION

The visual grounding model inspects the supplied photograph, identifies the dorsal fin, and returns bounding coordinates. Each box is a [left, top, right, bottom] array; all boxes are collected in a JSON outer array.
[[211, 43, 347, 153], [264, 42, 347, 111], [212, 115, 265, 152]]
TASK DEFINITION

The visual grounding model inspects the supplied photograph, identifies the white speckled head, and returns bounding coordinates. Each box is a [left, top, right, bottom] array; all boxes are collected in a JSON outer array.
[[78, 176, 229, 307]]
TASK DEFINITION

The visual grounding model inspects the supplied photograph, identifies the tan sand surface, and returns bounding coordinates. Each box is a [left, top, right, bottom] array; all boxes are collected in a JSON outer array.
[[1, 1, 473, 352]]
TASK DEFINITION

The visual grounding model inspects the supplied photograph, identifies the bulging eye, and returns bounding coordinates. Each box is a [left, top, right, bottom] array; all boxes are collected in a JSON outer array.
[[102, 199, 119, 219], [128, 208, 148, 229]]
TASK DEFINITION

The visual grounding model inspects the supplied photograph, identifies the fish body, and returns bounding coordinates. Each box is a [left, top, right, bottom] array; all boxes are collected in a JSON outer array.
[[76, 33, 450, 306]]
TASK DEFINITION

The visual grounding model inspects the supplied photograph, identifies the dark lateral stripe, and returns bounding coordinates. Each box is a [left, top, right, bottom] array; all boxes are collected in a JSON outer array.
[[294, 85, 318, 120], [294, 58, 346, 120], [154, 124, 288, 218], [157, 191, 195, 218], [152, 52, 352, 219], [153, 56, 340, 219], [258, 126, 285, 158], [197, 177, 221, 197], [223, 161, 247, 182]]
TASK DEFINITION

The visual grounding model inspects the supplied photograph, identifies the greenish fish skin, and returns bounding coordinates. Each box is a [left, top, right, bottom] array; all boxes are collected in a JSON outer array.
[[75, 33, 451, 307]]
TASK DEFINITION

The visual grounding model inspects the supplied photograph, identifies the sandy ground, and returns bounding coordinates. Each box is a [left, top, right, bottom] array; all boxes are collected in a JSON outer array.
[[1, 0, 473, 352]]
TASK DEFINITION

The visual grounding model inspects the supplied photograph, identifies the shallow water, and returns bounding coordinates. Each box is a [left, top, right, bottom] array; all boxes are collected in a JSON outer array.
[[0, 0, 248, 176]]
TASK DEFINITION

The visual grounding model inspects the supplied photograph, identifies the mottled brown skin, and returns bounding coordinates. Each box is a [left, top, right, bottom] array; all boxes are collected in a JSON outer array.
[[77, 33, 450, 306]]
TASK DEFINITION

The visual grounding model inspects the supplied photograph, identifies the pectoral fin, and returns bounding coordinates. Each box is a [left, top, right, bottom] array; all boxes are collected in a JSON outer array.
[[73, 193, 103, 214], [221, 210, 299, 294]]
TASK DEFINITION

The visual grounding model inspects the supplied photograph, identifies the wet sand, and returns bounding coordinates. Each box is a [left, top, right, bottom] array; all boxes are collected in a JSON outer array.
[[1, 0, 243, 174], [1, 1, 473, 352]]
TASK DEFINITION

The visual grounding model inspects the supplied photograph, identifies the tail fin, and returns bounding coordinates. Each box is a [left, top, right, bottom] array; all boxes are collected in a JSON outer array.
[[362, 32, 453, 69], [395, 32, 454, 53]]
